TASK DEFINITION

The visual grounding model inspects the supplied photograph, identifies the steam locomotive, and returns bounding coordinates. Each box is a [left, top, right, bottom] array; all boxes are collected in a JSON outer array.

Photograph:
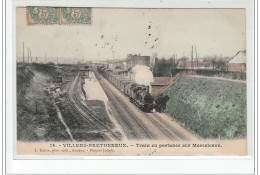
[[97, 66, 154, 112]]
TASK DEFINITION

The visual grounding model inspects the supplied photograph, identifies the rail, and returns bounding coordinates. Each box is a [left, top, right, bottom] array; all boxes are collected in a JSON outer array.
[[67, 72, 121, 141], [94, 69, 155, 140]]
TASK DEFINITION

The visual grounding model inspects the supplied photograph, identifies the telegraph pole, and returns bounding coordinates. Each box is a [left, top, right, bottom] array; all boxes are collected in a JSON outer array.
[[112, 51, 115, 60], [23, 42, 24, 66], [195, 45, 198, 68], [45, 52, 46, 64], [30, 49, 32, 64], [27, 48, 30, 64], [195, 45, 198, 60], [191, 45, 194, 69]]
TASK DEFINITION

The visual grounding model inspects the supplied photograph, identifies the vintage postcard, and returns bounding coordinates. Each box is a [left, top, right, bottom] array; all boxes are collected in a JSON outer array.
[[16, 7, 247, 156]]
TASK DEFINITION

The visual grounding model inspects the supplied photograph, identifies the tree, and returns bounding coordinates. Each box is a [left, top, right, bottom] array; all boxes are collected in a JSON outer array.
[[153, 57, 178, 77]]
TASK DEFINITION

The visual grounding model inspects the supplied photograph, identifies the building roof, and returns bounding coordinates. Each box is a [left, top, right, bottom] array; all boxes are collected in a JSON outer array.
[[108, 59, 120, 63], [107, 55, 150, 64], [125, 55, 150, 61], [150, 77, 171, 86], [229, 50, 246, 63]]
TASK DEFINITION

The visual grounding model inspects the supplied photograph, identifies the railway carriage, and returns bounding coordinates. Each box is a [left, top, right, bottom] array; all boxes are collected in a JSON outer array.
[[97, 66, 154, 112], [117, 77, 130, 92], [121, 80, 133, 93]]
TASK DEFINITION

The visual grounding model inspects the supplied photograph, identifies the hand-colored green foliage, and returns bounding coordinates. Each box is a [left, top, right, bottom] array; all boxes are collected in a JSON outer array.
[[153, 58, 177, 77], [17, 65, 70, 141], [164, 76, 246, 139], [17, 64, 114, 141]]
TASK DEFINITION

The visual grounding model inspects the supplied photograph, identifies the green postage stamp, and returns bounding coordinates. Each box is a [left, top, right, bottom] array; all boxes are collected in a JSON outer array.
[[60, 7, 92, 25], [27, 7, 59, 25], [27, 7, 92, 25]]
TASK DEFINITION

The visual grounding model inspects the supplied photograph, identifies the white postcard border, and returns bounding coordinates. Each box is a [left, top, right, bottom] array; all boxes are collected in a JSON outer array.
[[5, 0, 256, 174]]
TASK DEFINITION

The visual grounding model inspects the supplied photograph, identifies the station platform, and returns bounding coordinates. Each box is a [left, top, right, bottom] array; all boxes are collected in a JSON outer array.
[[82, 71, 108, 101]]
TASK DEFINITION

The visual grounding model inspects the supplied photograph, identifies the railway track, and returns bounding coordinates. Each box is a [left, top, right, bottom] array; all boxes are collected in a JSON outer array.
[[94, 68, 194, 141], [147, 113, 188, 140], [94, 69, 154, 140], [67, 73, 121, 141]]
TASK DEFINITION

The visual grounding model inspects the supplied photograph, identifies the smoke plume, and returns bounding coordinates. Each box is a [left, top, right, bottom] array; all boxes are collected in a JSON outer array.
[[131, 65, 154, 86]]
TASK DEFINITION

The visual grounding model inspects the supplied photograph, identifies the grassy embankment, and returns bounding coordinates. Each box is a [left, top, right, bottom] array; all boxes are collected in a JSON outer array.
[[17, 64, 69, 141], [158, 76, 246, 139], [17, 64, 105, 141]]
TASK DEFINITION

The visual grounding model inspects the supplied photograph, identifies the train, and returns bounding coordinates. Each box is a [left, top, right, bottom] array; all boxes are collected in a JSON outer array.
[[97, 66, 154, 112]]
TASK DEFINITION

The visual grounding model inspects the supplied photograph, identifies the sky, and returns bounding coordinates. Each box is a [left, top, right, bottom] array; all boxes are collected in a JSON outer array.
[[16, 8, 246, 63]]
